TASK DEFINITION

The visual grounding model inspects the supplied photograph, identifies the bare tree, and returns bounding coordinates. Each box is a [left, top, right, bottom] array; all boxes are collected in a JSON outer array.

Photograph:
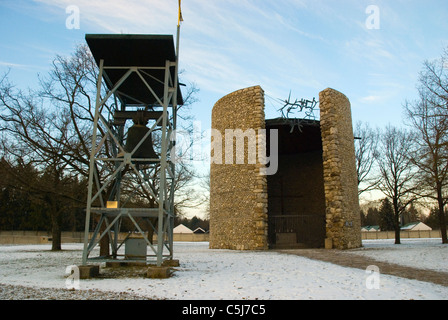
[[375, 126, 419, 244], [354, 121, 380, 196], [404, 49, 448, 244], [0, 44, 200, 251], [0, 72, 87, 250]]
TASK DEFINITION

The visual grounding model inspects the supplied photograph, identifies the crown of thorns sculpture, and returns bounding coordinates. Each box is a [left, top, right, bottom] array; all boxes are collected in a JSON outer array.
[[277, 92, 319, 132]]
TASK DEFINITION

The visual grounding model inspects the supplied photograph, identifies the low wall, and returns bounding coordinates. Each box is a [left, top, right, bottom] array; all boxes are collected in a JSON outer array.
[[4, 230, 438, 244], [173, 233, 209, 242], [0, 231, 84, 244], [362, 230, 442, 240], [0, 231, 209, 245]]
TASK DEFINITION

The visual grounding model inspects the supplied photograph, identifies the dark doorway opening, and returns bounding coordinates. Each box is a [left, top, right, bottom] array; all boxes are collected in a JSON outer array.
[[266, 119, 326, 249]]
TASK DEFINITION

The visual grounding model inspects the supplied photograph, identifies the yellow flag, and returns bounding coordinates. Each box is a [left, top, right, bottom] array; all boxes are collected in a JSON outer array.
[[178, 0, 183, 26]]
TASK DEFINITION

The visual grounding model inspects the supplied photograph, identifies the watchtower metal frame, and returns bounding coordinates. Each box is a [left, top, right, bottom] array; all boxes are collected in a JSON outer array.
[[82, 34, 182, 266]]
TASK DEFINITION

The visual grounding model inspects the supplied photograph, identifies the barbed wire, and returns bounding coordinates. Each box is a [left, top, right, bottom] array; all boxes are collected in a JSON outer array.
[[265, 92, 320, 133]]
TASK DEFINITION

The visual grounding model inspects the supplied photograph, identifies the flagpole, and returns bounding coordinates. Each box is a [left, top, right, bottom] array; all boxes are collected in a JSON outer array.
[[174, 0, 182, 129], [169, 0, 182, 259]]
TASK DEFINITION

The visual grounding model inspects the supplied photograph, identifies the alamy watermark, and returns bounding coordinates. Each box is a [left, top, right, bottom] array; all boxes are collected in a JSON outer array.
[[365, 5, 380, 30], [66, 5, 80, 30], [365, 265, 380, 289], [65, 265, 80, 290], [443, 60, 448, 70], [170, 122, 279, 176]]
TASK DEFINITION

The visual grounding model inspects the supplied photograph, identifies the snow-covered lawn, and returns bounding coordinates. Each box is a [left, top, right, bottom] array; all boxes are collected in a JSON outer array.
[[0, 239, 447, 300], [351, 238, 448, 273]]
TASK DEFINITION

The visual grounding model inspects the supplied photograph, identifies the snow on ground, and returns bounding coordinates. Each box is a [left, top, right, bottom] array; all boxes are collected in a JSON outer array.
[[0, 239, 447, 300], [351, 238, 448, 272]]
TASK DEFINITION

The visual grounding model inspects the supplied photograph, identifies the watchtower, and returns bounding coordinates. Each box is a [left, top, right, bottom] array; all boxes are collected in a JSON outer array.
[[81, 34, 182, 266]]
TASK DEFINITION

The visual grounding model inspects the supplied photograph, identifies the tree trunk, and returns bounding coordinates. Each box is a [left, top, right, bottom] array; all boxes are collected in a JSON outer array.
[[438, 207, 447, 244], [51, 211, 62, 251], [99, 232, 110, 257], [394, 223, 401, 244], [437, 189, 447, 244], [46, 193, 62, 251], [393, 198, 401, 244], [98, 216, 110, 257], [97, 183, 118, 257]]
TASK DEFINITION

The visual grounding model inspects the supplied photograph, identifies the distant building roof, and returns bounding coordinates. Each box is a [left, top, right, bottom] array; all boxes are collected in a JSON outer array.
[[173, 224, 193, 234], [193, 227, 206, 234], [401, 222, 432, 231], [361, 225, 381, 232]]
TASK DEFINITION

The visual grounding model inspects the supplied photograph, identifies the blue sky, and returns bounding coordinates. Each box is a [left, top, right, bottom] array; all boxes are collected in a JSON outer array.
[[1, 0, 447, 213], [1, 0, 447, 128]]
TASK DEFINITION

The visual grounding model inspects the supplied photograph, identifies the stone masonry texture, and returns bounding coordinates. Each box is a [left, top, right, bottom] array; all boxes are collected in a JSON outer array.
[[210, 85, 361, 250], [319, 88, 362, 249], [209, 86, 268, 250]]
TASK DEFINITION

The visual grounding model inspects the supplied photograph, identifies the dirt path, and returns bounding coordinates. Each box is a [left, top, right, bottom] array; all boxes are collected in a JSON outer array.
[[277, 249, 448, 287]]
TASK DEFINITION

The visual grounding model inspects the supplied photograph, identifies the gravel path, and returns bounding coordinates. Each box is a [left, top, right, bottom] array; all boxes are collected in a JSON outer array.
[[278, 248, 448, 287]]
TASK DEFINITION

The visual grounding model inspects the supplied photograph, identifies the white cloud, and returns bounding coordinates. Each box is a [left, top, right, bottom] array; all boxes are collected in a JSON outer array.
[[0, 60, 45, 71], [344, 37, 397, 69], [34, 0, 177, 33], [21, 0, 444, 131], [0, 61, 27, 68], [360, 95, 382, 103]]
